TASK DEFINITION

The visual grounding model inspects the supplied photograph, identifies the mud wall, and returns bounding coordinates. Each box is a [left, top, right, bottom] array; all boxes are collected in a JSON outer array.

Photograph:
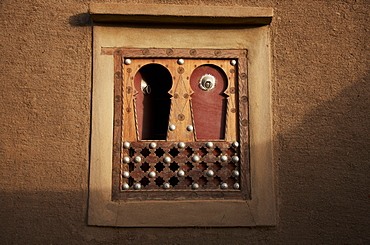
[[0, 0, 369, 244]]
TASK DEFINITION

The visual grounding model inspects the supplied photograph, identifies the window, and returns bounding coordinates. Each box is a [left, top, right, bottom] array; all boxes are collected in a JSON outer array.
[[89, 3, 275, 227], [104, 49, 249, 201]]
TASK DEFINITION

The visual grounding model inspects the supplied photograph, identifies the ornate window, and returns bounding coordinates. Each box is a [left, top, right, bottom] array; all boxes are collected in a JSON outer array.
[[102, 48, 250, 201], [89, 3, 275, 227]]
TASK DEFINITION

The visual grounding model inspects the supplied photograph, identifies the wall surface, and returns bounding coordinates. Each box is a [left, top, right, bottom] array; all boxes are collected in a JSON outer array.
[[0, 0, 369, 244]]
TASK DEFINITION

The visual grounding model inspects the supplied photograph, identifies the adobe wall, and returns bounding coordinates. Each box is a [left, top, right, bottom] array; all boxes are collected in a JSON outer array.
[[0, 0, 369, 244]]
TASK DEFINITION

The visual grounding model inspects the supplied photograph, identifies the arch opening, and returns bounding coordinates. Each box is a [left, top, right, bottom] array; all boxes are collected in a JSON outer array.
[[190, 64, 228, 140], [134, 64, 172, 140]]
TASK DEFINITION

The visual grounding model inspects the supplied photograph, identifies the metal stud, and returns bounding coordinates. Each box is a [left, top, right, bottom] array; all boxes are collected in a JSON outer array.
[[164, 156, 171, 164], [148, 171, 156, 178], [123, 156, 130, 163], [233, 183, 240, 189], [192, 155, 200, 163], [232, 141, 239, 148], [232, 170, 240, 178], [122, 183, 130, 190], [220, 183, 228, 189], [205, 142, 213, 148], [206, 170, 215, 177], [133, 183, 141, 190], [163, 183, 170, 189], [124, 59, 132, 65], [177, 59, 185, 65], [220, 155, 228, 162], [232, 156, 240, 163], [177, 170, 185, 177], [230, 60, 237, 66], [169, 125, 176, 131], [123, 142, 131, 149], [122, 171, 130, 178], [178, 142, 186, 148], [192, 183, 199, 190], [149, 142, 157, 149], [186, 125, 194, 131], [134, 156, 142, 163]]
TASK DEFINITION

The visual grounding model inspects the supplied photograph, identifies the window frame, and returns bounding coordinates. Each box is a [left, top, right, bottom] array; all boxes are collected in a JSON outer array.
[[89, 3, 275, 227], [105, 49, 248, 201]]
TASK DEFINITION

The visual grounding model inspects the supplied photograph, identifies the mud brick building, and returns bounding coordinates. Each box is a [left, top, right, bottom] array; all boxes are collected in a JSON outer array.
[[0, 1, 369, 244]]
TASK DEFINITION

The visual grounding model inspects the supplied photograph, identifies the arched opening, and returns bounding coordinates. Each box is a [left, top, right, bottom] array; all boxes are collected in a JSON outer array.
[[134, 64, 172, 140], [190, 65, 228, 140]]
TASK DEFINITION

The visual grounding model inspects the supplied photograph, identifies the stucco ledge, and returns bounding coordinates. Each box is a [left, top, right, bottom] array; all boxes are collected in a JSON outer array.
[[90, 3, 273, 25]]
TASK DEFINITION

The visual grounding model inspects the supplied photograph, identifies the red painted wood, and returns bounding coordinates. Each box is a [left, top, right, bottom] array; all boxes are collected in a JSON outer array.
[[190, 65, 227, 140], [134, 70, 145, 140]]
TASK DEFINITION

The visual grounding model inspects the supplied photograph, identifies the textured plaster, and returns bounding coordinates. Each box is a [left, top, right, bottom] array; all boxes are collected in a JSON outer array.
[[0, 0, 369, 244]]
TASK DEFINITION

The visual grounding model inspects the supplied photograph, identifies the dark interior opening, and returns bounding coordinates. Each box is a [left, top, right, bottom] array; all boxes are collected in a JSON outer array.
[[134, 64, 172, 140]]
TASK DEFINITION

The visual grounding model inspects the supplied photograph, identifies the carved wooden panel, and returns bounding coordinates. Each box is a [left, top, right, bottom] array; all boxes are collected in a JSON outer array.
[[103, 48, 249, 201]]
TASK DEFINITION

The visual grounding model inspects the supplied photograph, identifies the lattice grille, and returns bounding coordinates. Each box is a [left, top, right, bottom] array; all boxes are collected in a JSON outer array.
[[121, 142, 240, 191]]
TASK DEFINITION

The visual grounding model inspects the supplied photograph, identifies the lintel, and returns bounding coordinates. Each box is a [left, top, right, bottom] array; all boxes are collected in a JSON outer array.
[[90, 3, 273, 25]]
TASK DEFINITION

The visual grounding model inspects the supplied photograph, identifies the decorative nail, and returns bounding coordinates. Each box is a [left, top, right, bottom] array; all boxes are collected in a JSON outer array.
[[123, 142, 130, 149], [134, 183, 141, 190], [177, 170, 185, 177], [186, 125, 194, 131], [206, 170, 214, 177], [232, 156, 239, 163], [232, 170, 240, 178], [192, 155, 200, 163], [164, 156, 171, 164], [163, 183, 170, 189], [134, 156, 142, 163], [220, 155, 228, 162]]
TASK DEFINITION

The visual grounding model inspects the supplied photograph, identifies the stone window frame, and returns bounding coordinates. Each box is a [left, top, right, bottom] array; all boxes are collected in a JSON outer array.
[[89, 3, 275, 227]]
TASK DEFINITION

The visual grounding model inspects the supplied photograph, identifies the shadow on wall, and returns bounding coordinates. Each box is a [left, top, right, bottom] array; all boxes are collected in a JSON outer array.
[[0, 50, 369, 243], [277, 77, 370, 242], [69, 13, 92, 27]]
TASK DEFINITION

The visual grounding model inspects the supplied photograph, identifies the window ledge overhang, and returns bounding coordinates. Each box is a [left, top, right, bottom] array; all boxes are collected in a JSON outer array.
[[90, 3, 273, 26]]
